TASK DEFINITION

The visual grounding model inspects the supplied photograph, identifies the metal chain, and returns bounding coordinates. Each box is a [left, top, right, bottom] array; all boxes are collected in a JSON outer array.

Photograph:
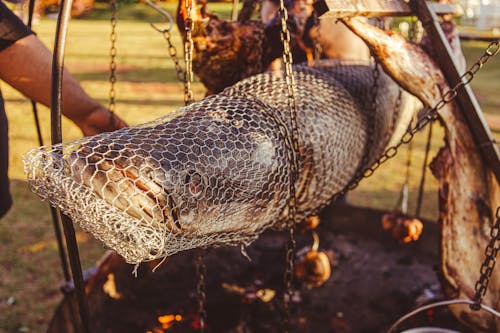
[[283, 226, 296, 331], [331, 43, 500, 308], [463, 40, 499, 86], [158, 30, 186, 83], [196, 253, 208, 332], [145, 0, 185, 83], [181, 0, 205, 329], [278, 0, 298, 141], [471, 207, 500, 310], [355, 17, 387, 180], [277, 1, 299, 331], [108, 0, 118, 128], [326, 39, 499, 207], [367, 40, 500, 310], [183, 0, 195, 105], [195, 262, 208, 333]]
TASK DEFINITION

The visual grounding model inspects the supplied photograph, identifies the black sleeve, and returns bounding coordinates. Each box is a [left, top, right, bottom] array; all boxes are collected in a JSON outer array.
[[0, 92, 12, 218], [0, 1, 33, 52]]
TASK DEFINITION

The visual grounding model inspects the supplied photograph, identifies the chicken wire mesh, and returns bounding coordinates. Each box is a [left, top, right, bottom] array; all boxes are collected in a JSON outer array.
[[23, 59, 420, 264]]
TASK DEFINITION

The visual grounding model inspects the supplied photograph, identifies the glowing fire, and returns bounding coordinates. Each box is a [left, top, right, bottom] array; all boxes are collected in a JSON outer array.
[[145, 313, 183, 332], [102, 273, 122, 299], [381, 212, 423, 243]]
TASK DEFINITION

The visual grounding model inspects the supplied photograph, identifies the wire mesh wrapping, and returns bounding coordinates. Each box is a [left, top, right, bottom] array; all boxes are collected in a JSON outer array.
[[23, 60, 420, 264]]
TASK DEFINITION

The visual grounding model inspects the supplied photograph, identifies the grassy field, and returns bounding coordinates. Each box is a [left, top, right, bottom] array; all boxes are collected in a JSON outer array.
[[0, 3, 499, 332]]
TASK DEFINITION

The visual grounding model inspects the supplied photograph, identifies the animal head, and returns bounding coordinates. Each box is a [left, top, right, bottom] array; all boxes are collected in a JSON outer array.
[[52, 97, 291, 263]]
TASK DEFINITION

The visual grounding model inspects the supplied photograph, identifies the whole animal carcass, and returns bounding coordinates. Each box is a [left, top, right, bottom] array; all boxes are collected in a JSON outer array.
[[24, 56, 420, 264], [23, 16, 500, 332]]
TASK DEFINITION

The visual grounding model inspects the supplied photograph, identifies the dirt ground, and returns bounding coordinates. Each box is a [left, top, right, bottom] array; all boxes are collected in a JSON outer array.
[[47, 205, 475, 333]]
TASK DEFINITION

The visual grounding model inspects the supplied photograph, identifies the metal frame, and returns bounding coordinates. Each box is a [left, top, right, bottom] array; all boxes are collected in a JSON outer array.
[[47, 0, 500, 331], [313, 0, 500, 184], [410, 0, 500, 184], [51, 0, 90, 332], [26, 0, 71, 284]]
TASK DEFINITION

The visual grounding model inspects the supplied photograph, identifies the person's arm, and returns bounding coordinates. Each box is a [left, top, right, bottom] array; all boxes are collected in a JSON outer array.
[[0, 34, 126, 136]]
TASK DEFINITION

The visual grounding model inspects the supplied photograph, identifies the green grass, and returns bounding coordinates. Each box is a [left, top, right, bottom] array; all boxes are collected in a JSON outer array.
[[461, 40, 500, 114], [0, 5, 499, 332], [84, 1, 234, 21]]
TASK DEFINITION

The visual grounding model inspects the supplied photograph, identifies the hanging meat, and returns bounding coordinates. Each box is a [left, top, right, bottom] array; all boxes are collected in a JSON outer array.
[[24, 20, 424, 264], [176, 0, 312, 94], [343, 17, 499, 332]]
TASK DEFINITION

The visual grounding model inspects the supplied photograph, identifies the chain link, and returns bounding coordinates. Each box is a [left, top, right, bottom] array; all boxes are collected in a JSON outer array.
[[354, 18, 387, 181], [196, 253, 208, 332], [325, 39, 500, 311], [470, 207, 500, 310], [278, 1, 298, 154], [277, 1, 300, 331], [181, 0, 205, 328], [283, 226, 296, 330], [158, 30, 186, 83], [317, 41, 500, 313], [326, 39, 499, 207], [108, 0, 118, 128], [183, 0, 195, 105]]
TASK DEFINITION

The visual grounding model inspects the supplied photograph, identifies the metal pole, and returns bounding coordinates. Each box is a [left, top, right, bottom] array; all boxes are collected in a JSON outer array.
[[51, 0, 90, 332], [26, 0, 71, 284], [50, 206, 72, 283], [410, 0, 500, 184], [26, 0, 36, 27]]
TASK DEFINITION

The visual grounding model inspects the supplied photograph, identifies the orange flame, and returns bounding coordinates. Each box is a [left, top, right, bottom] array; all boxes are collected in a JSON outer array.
[[145, 313, 183, 332], [381, 213, 423, 243]]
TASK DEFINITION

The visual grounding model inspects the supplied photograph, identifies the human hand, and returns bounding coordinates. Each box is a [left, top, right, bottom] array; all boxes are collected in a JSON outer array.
[[72, 106, 128, 136]]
